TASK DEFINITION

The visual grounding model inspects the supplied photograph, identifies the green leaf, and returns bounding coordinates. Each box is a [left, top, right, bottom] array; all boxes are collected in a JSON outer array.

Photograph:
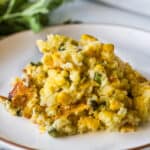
[[27, 15, 43, 32], [0, 0, 8, 5], [94, 72, 102, 85], [0, 0, 8, 15], [5, 0, 16, 14], [0, 0, 70, 35]]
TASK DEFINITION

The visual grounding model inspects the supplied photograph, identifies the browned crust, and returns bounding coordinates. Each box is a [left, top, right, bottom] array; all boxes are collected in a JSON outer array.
[[0, 96, 8, 103], [8, 81, 32, 108]]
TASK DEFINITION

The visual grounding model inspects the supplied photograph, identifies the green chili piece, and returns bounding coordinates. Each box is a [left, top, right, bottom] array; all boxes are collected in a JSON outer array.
[[94, 72, 102, 85]]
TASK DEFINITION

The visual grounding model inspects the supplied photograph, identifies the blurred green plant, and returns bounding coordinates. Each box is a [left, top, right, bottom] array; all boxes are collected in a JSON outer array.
[[0, 0, 69, 35]]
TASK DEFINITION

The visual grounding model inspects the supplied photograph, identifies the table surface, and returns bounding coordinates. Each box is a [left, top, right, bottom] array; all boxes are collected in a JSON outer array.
[[50, 0, 150, 32], [1, 0, 150, 149]]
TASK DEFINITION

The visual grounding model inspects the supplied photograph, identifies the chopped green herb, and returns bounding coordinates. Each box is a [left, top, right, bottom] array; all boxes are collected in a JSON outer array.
[[48, 127, 62, 137], [58, 43, 66, 51], [30, 61, 42, 66], [99, 101, 106, 106], [94, 72, 102, 85], [48, 128, 58, 137], [16, 109, 22, 116], [71, 40, 78, 46], [89, 100, 99, 110], [127, 91, 133, 99]]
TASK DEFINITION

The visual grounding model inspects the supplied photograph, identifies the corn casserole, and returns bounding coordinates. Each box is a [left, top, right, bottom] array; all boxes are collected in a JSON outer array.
[[0, 34, 150, 137]]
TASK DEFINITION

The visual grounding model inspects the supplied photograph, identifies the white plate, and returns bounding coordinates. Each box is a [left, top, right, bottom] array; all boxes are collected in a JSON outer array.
[[0, 24, 150, 150]]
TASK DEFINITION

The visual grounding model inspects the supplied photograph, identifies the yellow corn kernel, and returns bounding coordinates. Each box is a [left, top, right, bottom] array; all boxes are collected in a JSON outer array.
[[52, 52, 62, 67], [102, 44, 114, 53], [101, 44, 114, 60], [42, 54, 53, 67], [72, 104, 89, 115], [70, 70, 80, 84], [99, 111, 114, 126], [56, 92, 71, 105], [37, 40, 50, 53], [109, 100, 122, 111], [100, 85, 114, 96], [80, 34, 98, 46], [47, 34, 68, 50], [78, 117, 100, 133], [94, 64, 104, 72], [100, 111, 113, 118], [134, 96, 150, 121], [83, 42, 101, 57], [23, 106, 32, 118], [55, 75, 66, 87]]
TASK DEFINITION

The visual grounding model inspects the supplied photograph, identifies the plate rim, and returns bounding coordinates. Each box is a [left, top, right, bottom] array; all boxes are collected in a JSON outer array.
[[0, 137, 35, 150], [1, 23, 150, 42], [0, 23, 150, 150]]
